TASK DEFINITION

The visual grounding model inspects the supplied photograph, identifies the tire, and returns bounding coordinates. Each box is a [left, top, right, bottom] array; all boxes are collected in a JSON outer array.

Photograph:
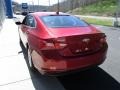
[[18, 32, 23, 47], [19, 38, 22, 45], [27, 48, 36, 71]]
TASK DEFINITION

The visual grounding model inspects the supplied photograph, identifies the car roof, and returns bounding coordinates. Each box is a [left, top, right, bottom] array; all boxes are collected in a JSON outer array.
[[31, 12, 70, 17]]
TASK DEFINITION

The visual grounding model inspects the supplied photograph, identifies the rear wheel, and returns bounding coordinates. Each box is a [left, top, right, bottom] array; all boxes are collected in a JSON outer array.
[[27, 48, 36, 71], [18, 30, 23, 45], [19, 38, 22, 45]]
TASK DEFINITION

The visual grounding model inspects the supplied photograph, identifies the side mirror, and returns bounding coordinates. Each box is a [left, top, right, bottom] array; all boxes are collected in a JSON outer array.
[[15, 21, 22, 25]]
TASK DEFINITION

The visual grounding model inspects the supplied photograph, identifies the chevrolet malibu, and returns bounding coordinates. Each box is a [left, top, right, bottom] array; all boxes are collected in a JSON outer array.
[[16, 12, 108, 75]]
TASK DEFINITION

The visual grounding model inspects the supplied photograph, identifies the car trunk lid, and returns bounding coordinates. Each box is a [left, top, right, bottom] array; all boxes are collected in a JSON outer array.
[[54, 33, 105, 57]]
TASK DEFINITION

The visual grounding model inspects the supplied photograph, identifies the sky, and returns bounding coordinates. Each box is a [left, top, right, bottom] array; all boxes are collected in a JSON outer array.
[[13, 0, 62, 6]]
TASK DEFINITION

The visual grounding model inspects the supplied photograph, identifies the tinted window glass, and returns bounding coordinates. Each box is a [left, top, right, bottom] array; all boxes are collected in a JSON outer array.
[[28, 16, 35, 27], [22, 16, 29, 25], [22, 15, 35, 27], [40, 15, 88, 28]]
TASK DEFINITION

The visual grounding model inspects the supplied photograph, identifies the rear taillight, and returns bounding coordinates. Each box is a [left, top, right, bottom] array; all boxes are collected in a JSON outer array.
[[100, 38, 106, 43], [100, 34, 107, 43], [54, 37, 67, 49], [39, 39, 55, 50], [54, 43, 67, 49], [39, 38, 67, 50]]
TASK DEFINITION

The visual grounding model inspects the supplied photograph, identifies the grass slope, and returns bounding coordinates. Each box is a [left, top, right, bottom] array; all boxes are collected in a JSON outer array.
[[71, 0, 117, 16], [82, 18, 113, 26]]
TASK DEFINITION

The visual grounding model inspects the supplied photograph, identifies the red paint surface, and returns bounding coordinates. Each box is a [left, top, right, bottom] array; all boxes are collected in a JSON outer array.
[[19, 12, 108, 75]]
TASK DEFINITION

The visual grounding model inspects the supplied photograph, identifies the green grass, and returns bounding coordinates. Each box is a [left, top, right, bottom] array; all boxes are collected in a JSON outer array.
[[71, 0, 117, 16], [69, 0, 116, 26], [82, 17, 113, 26]]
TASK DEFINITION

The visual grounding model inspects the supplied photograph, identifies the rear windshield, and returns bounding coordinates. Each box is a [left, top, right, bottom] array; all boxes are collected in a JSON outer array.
[[40, 15, 88, 28]]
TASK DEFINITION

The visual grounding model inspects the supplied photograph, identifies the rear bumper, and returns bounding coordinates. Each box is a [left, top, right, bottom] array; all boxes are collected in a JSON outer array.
[[39, 44, 108, 75]]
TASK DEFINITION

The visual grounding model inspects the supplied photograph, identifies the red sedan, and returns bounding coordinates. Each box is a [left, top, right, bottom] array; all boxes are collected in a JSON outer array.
[[16, 12, 108, 75]]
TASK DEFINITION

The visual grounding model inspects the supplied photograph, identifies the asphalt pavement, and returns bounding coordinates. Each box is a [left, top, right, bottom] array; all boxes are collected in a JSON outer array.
[[0, 18, 120, 90]]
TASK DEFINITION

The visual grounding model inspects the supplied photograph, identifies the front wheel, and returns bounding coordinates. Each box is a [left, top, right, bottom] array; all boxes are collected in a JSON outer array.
[[27, 48, 36, 71]]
